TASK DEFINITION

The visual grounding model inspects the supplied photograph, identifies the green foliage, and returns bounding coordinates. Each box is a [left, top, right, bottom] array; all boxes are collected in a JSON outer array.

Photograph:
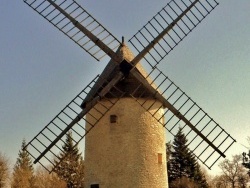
[[167, 127, 208, 188], [54, 131, 84, 188]]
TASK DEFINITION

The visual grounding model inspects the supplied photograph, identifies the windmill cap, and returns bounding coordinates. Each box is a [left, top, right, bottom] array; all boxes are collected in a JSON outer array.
[[81, 43, 161, 108]]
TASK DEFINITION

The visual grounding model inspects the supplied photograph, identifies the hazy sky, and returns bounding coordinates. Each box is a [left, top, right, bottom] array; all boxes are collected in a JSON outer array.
[[1, 0, 250, 174]]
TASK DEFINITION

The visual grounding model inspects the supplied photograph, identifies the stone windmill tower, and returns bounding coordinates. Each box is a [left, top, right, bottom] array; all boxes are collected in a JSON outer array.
[[22, 0, 236, 188], [83, 43, 168, 187]]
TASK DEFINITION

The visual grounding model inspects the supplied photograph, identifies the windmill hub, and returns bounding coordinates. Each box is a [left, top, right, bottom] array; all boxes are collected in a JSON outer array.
[[119, 59, 133, 77], [89, 43, 157, 99]]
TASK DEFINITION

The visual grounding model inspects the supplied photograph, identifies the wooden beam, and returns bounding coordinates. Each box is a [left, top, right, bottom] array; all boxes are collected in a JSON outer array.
[[46, 0, 121, 63], [131, 0, 200, 66]]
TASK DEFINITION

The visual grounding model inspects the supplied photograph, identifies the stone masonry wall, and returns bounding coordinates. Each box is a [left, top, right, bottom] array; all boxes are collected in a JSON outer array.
[[84, 98, 168, 188]]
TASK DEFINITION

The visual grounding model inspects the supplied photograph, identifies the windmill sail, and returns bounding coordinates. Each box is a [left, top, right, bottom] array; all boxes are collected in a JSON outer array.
[[129, 67, 236, 169], [24, 75, 125, 172], [23, 0, 121, 61], [129, 0, 218, 67], [124, 0, 235, 169]]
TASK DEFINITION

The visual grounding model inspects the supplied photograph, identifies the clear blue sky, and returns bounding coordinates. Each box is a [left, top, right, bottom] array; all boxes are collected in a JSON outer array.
[[0, 0, 250, 173]]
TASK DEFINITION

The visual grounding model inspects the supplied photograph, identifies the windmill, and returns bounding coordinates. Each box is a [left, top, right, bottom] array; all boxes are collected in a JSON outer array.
[[22, 0, 236, 187]]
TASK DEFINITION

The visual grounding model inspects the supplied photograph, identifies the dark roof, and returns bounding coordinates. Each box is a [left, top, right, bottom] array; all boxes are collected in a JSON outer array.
[[81, 43, 161, 107]]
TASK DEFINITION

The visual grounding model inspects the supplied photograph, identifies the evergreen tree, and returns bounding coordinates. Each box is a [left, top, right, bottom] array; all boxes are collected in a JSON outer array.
[[54, 131, 84, 188], [0, 153, 9, 188], [167, 127, 208, 188], [242, 150, 250, 176], [168, 127, 193, 181], [12, 139, 35, 188], [193, 163, 209, 188]]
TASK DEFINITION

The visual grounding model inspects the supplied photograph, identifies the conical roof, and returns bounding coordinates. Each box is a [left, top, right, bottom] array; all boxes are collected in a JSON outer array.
[[81, 43, 158, 106]]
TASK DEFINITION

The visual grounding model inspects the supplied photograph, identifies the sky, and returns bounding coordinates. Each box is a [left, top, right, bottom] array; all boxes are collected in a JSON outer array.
[[0, 0, 250, 174]]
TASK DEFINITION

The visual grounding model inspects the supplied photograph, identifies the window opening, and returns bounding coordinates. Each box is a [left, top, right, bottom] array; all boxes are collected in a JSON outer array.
[[110, 115, 117, 123]]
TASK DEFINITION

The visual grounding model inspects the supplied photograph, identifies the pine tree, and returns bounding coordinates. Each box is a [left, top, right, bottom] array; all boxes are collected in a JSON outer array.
[[54, 131, 84, 188], [168, 127, 192, 182], [12, 139, 35, 188], [193, 163, 209, 188], [167, 127, 208, 188]]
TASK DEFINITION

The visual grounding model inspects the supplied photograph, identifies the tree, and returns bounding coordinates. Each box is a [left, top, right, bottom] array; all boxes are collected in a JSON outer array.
[[193, 163, 209, 188], [168, 128, 191, 182], [170, 176, 199, 188], [241, 137, 250, 176], [242, 150, 250, 176], [168, 127, 208, 188], [11, 139, 35, 188], [166, 142, 172, 162], [219, 154, 249, 188], [34, 166, 67, 188], [0, 153, 9, 188], [211, 175, 229, 188], [200, 166, 214, 187], [54, 131, 84, 188], [237, 173, 249, 188]]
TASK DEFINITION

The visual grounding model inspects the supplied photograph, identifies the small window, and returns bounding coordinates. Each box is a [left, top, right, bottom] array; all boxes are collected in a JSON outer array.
[[91, 184, 99, 188], [110, 115, 117, 123], [158, 153, 163, 164]]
